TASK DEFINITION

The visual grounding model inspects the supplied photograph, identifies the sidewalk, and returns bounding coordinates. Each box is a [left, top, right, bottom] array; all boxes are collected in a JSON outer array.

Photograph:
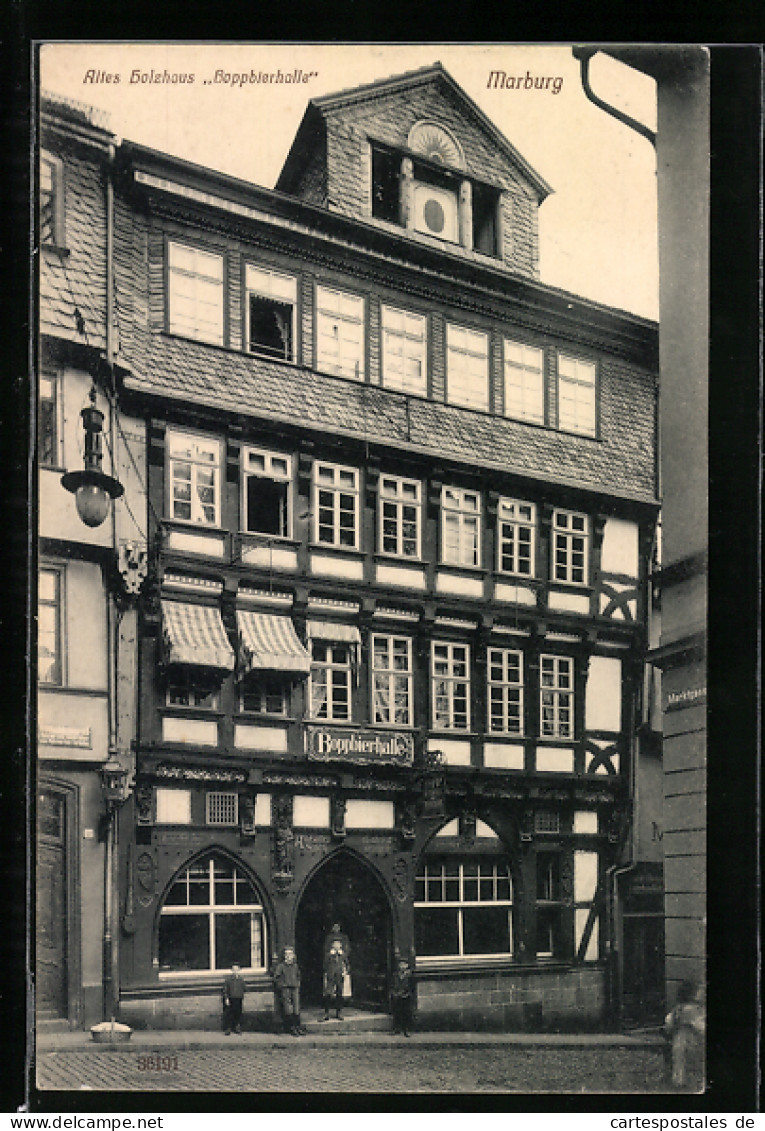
[[37, 1027, 665, 1052]]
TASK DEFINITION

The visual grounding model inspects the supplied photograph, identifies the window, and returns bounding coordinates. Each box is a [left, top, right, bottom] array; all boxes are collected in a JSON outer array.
[[379, 475, 421, 558], [487, 648, 524, 735], [309, 642, 352, 721], [431, 642, 471, 731], [313, 462, 360, 549], [536, 852, 563, 958], [39, 567, 62, 685], [472, 182, 499, 257], [412, 178, 459, 243], [504, 340, 545, 424], [557, 354, 596, 436], [167, 242, 224, 346], [40, 154, 63, 246], [245, 265, 297, 361], [371, 146, 400, 223], [371, 635, 413, 726], [446, 324, 489, 412], [158, 854, 266, 974], [552, 509, 589, 584], [166, 677, 220, 710], [441, 486, 481, 567], [381, 306, 428, 396], [167, 430, 221, 526], [242, 448, 291, 537], [540, 655, 574, 739], [497, 498, 536, 577], [206, 793, 239, 826], [415, 857, 513, 958], [239, 678, 287, 716], [39, 374, 61, 468], [315, 286, 365, 380]]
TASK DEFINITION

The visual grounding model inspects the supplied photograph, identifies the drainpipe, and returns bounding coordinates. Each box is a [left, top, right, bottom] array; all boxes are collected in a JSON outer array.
[[102, 141, 120, 1023], [572, 48, 656, 147]]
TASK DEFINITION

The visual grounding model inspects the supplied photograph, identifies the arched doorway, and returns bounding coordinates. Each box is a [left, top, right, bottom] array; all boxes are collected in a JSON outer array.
[[295, 852, 392, 1011]]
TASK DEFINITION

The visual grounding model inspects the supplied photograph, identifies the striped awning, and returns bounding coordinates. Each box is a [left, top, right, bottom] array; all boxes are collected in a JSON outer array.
[[237, 611, 311, 676], [306, 621, 362, 646], [161, 600, 235, 671]]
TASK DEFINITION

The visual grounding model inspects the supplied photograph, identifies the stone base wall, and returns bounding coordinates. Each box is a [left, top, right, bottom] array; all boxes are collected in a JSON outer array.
[[118, 990, 277, 1032], [415, 966, 606, 1032]]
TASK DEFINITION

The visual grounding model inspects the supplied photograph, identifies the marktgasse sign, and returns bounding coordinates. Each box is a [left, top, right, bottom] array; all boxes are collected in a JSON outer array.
[[305, 725, 414, 766]]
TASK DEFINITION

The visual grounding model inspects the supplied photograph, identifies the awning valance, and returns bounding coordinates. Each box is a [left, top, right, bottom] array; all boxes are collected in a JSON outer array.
[[161, 600, 235, 671], [237, 611, 311, 677], [306, 621, 362, 646]]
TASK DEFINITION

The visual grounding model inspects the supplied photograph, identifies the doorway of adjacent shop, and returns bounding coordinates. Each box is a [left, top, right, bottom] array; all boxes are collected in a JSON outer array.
[[295, 851, 392, 1011]]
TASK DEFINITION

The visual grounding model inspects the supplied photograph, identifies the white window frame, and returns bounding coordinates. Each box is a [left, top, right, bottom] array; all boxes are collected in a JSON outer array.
[[381, 305, 428, 396], [309, 641, 353, 722], [371, 634, 413, 727], [39, 565, 64, 686], [446, 323, 489, 412], [312, 461, 360, 550], [557, 354, 597, 436], [551, 509, 589, 585], [39, 372, 62, 469], [414, 858, 513, 960], [241, 447, 292, 539], [167, 241, 225, 346], [504, 339, 545, 424], [441, 486, 481, 568], [167, 429, 222, 527], [245, 264, 297, 362], [315, 285, 365, 380], [40, 152, 64, 246], [205, 792, 239, 826], [540, 654, 575, 740], [496, 498, 536, 577], [487, 648, 524, 735], [158, 855, 267, 976], [378, 475, 422, 559], [239, 678, 288, 716], [431, 641, 471, 731]]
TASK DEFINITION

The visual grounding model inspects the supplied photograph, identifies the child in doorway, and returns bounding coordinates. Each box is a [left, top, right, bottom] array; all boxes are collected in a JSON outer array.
[[664, 980, 705, 1089], [272, 946, 305, 1036]]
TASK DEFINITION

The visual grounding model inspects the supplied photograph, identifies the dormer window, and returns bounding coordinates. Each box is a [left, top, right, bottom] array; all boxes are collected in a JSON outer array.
[[369, 127, 501, 258]]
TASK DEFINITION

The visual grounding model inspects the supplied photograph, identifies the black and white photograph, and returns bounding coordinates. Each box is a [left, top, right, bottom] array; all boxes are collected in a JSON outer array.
[[28, 40, 735, 1103]]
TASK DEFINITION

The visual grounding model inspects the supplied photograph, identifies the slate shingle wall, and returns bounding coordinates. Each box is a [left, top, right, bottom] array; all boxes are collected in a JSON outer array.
[[123, 330, 656, 502], [321, 83, 541, 278], [40, 146, 108, 349]]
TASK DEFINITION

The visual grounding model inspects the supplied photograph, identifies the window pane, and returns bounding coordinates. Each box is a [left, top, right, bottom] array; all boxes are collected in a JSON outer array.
[[415, 907, 460, 957], [463, 906, 511, 955], [214, 912, 253, 970], [158, 915, 210, 971]]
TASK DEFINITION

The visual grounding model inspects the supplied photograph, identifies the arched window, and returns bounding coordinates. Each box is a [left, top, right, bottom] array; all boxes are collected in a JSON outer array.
[[158, 854, 267, 975], [415, 837, 514, 961]]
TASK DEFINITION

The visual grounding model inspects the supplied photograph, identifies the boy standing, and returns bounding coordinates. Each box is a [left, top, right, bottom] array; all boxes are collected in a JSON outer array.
[[272, 946, 305, 1036], [390, 958, 415, 1037], [321, 922, 351, 1021], [664, 980, 705, 1089], [222, 962, 246, 1035]]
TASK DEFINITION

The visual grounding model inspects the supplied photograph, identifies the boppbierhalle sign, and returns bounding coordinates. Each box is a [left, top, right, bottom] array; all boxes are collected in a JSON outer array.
[[305, 725, 414, 767]]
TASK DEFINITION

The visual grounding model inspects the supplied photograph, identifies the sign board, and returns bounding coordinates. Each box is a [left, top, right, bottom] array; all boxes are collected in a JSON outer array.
[[305, 725, 414, 767]]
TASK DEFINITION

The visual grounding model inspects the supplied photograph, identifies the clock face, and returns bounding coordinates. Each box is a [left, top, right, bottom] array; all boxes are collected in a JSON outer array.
[[408, 121, 464, 170]]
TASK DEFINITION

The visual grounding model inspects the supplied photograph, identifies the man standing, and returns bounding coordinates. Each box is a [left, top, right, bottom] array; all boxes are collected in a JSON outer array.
[[321, 921, 351, 1021], [222, 962, 246, 1034]]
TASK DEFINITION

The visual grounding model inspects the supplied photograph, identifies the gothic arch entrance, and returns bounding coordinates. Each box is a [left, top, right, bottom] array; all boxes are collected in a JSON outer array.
[[295, 852, 392, 1010]]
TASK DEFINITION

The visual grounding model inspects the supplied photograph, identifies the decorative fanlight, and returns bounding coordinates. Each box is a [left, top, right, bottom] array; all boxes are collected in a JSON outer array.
[[408, 121, 465, 170], [61, 385, 124, 527]]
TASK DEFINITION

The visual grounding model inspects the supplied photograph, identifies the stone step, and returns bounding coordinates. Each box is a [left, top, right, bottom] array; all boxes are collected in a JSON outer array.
[[37, 1016, 71, 1034], [300, 1009, 392, 1034]]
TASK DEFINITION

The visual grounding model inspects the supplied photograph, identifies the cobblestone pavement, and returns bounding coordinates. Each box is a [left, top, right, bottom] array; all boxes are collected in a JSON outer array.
[[37, 1044, 670, 1094]]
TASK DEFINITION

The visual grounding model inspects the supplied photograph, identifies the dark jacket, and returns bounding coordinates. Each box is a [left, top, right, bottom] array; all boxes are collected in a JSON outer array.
[[391, 969, 413, 999], [222, 974, 245, 1002], [273, 959, 301, 989], [323, 931, 351, 968]]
